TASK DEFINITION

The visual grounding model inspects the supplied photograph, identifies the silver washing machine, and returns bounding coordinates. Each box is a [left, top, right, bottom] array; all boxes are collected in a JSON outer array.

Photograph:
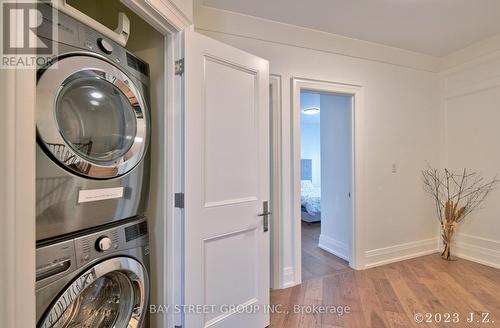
[[36, 218, 150, 328], [36, 5, 151, 241]]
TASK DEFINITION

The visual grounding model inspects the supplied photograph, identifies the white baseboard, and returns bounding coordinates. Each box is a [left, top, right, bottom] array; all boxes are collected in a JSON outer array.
[[364, 237, 439, 269], [282, 267, 295, 288], [453, 233, 500, 269], [318, 234, 349, 261]]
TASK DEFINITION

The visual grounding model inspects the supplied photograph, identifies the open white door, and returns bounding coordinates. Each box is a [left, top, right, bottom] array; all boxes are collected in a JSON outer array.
[[182, 30, 270, 328]]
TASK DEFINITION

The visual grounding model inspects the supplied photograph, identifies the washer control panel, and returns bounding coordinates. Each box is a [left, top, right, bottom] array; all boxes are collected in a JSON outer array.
[[36, 218, 148, 288], [74, 219, 147, 268]]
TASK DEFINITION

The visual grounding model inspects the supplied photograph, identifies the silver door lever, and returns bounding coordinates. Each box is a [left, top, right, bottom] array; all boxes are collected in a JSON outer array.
[[258, 201, 271, 232]]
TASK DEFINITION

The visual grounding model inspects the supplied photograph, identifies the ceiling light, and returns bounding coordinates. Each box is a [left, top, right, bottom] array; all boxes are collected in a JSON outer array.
[[303, 107, 320, 115]]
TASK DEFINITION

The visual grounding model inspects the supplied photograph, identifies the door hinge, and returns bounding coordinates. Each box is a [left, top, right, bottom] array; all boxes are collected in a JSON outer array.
[[175, 193, 184, 209], [175, 58, 184, 75]]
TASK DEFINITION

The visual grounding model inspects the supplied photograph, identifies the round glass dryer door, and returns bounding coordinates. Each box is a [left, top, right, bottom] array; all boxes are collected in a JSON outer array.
[[37, 54, 149, 179], [38, 257, 148, 328]]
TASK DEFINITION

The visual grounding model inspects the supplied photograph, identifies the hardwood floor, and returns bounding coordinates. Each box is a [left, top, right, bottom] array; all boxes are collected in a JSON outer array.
[[270, 227, 500, 327], [301, 222, 351, 281]]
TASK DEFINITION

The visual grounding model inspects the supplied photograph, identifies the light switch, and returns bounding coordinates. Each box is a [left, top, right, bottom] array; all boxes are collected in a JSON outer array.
[[392, 163, 397, 173]]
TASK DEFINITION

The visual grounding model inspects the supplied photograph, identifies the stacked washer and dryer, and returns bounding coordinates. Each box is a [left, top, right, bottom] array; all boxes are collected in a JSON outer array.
[[35, 5, 152, 328]]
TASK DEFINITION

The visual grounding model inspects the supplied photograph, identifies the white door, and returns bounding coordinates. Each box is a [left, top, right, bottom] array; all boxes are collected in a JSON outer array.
[[182, 30, 270, 328]]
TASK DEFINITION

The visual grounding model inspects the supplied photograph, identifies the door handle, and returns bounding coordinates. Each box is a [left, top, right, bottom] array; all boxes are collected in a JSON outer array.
[[258, 201, 271, 232], [257, 211, 272, 216]]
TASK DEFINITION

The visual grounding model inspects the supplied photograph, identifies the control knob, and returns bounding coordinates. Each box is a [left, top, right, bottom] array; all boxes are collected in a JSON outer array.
[[97, 38, 113, 55], [96, 236, 113, 252]]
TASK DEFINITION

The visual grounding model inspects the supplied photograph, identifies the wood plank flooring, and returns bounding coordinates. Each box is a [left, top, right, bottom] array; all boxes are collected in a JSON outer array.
[[270, 224, 500, 328], [301, 222, 351, 281]]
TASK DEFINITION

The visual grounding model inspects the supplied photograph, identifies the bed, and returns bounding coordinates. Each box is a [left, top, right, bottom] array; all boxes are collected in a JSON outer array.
[[301, 180, 321, 222]]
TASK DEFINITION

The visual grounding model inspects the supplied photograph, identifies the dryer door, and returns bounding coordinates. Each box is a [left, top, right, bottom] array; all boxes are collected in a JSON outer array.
[[38, 257, 148, 328], [37, 54, 149, 179]]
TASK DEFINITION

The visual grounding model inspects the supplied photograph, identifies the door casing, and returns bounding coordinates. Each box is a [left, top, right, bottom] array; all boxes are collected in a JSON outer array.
[[269, 74, 282, 289], [291, 77, 365, 286]]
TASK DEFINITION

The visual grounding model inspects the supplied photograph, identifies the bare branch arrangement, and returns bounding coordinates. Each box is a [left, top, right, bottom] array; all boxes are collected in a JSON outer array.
[[422, 167, 498, 260]]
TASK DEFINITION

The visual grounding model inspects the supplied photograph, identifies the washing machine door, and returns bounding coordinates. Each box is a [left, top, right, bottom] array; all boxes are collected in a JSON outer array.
[[38, 257, 148, 328], [37, 54, 149, 179]]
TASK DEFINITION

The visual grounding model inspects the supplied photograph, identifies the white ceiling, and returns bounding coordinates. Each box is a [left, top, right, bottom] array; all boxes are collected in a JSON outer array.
[[201, 0, 500, 57]]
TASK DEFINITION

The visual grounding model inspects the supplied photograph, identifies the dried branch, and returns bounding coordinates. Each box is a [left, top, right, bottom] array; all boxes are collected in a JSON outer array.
[[422, 166, 498, 225]]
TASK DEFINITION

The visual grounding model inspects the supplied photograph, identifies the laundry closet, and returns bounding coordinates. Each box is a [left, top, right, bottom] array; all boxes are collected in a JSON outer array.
[[34, 1, 169, 327], [1, 0, 271, 327]]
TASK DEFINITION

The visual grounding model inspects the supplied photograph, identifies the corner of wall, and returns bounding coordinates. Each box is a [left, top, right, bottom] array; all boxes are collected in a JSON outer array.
[[441, 33, 500, 71], [318, 234, 349, 262], [282, 267, 295, 288], [453, 234, 500, 269], [441, 37, 500, 270]]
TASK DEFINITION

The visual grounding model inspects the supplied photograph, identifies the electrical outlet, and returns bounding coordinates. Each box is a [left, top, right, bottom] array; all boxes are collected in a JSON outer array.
[[392, 163, 397, 173]]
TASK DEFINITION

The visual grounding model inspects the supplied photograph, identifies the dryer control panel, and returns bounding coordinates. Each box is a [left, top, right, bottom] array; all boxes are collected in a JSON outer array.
[[37, 4, 150, 85]]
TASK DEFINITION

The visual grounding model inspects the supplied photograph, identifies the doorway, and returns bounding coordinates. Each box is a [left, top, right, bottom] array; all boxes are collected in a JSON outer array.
[[291, 78, 363, 284], [300, 91, 352, 280]]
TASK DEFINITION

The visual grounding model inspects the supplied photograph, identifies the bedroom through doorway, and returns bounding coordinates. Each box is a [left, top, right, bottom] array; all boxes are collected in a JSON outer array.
[[300, 90, 353, 281]]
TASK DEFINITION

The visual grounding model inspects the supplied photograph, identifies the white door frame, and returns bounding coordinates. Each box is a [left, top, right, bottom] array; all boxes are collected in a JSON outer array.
[[291, 77, 365, 284], [269, 74, 282, 289], [0, 65, 37, 328]]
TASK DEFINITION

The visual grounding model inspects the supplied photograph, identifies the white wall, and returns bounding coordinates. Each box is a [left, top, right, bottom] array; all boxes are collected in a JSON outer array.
[[441, 47, 500, 268], [318, 94, 352, 261], [300, 92, 321, 187], [194, 4, 442, 281], [300, 123, 321, 187]]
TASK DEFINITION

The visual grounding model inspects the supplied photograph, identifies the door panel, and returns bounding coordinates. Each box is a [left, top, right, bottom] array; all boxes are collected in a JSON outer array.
[[203, 57, 258, 206], [183, 30, 270, 328], [203, 227, 259, 324]]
